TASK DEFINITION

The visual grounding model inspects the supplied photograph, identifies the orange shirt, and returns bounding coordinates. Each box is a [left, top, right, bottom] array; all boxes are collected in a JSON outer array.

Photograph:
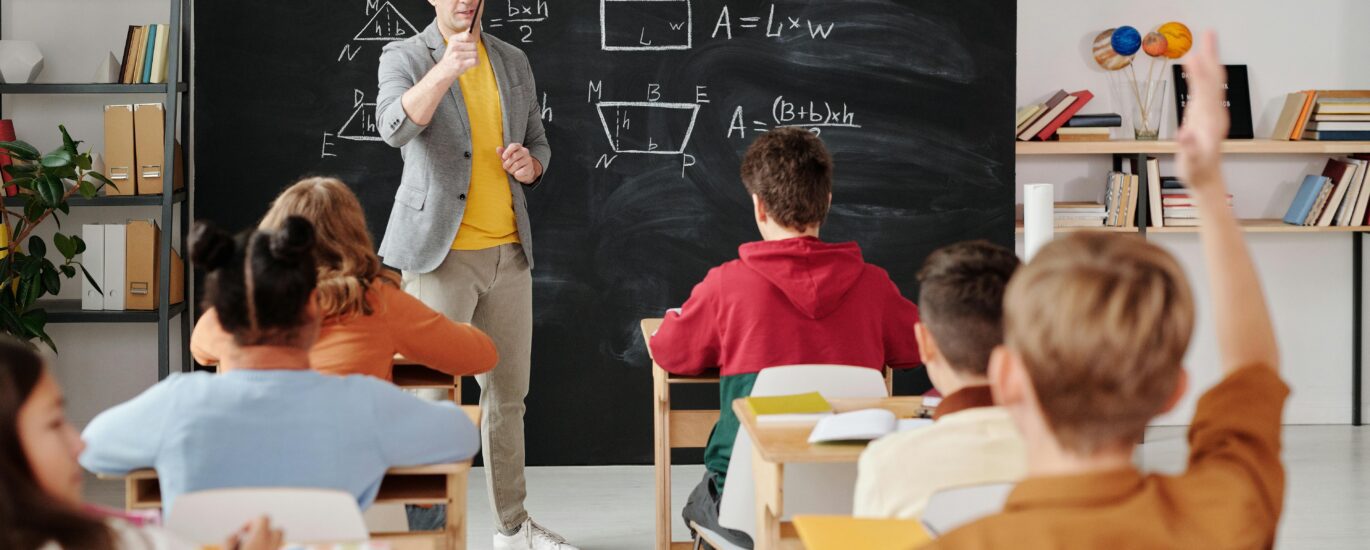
[[926, 366, 1288, 549], [191, 282, 498, 381]]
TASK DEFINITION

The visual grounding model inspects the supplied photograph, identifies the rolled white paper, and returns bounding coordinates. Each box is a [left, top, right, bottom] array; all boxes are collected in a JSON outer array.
[[1023, 183, 1055, 260]]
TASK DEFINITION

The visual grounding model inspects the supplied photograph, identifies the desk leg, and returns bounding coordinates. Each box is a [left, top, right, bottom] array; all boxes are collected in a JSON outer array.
[[653, 366, 672, 550], [752, 446, 784, 550], [447, 470, 468, 550]]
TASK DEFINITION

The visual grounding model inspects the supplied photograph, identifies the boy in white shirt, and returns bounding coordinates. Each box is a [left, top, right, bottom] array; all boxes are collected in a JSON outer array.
[[853, 241, 1026, 518]]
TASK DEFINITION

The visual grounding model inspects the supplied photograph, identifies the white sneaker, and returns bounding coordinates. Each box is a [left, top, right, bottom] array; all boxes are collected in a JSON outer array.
[[492, 518, 580, 550]]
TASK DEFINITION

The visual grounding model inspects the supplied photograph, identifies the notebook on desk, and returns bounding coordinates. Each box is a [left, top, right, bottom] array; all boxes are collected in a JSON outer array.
[[794, 515, 932, 549]]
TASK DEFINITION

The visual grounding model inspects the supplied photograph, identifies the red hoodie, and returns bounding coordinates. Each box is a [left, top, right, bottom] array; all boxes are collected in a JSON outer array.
[[650, 236, 921, 377]]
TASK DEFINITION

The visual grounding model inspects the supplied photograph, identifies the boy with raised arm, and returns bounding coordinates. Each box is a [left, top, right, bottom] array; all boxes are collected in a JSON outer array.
[[930, 32, 1288, 548]]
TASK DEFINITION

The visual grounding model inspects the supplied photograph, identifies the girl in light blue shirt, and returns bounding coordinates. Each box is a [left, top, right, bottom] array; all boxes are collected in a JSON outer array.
[[80, 217, 479, 513]]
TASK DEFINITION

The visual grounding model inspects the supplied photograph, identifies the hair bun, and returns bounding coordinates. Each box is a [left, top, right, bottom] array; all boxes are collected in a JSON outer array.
[[269, 215, 316, 261], [189, 222, 236, 271]]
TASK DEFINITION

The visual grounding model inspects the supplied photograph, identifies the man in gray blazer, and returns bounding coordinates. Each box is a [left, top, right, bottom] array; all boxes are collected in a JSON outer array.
[[376, 1, 569, 549]]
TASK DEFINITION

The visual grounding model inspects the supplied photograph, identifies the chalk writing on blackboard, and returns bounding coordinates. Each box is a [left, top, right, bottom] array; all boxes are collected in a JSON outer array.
[[596, 102, 700, 155], [354, 1, 420, 41], [601, 0, 693, 51], [728, 96, 860, 138], [711, 4, 834, 41], [488, 0, 550, 44]]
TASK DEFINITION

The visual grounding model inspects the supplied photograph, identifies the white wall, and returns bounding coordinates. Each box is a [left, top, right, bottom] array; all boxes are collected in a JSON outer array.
[[1017, 0, 1370, 424], [2, 0, 185, 427]]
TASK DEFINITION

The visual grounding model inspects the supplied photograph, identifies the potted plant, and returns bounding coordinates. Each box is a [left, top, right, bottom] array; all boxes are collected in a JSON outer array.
[[0, 125, 115, 350]]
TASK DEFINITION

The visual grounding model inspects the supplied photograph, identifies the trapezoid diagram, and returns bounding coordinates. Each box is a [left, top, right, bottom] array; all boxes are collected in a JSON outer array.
[[596, 102, 700, 154]]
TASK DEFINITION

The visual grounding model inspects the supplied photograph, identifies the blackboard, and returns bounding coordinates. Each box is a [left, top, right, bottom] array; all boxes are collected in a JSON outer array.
[[195, 0, 1015, 465]]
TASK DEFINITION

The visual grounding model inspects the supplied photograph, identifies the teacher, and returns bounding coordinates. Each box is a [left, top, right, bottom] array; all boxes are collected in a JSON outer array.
[[375, 1, 566, 549]]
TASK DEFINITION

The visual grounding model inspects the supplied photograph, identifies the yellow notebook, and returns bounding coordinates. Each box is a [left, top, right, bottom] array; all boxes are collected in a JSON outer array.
[[794, 515, 932, 550], [745, 392, 831, 414]]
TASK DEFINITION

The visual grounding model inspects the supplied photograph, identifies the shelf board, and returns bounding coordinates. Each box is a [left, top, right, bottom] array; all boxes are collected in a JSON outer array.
[[1016, 139, 1370, 156], [0, 83, 187, 95], [40, 300, 185, 324], [1, 189, 186, 208], [1151, 219, 1370, 234], [1014, 222, 1139, 234], [1015, 219, 1370, 234]]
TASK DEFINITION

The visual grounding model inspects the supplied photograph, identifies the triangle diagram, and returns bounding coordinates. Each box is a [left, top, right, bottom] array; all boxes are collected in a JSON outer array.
[[338, 103, 382, 141], [354, 1, 419, 41]]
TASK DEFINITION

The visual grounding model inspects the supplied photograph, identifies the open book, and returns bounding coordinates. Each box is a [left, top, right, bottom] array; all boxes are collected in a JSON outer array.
[[807, 408, 933, 443]]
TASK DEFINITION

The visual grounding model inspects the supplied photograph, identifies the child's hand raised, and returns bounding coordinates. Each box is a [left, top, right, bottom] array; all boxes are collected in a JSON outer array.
[[1175, 31, 1230, 200]]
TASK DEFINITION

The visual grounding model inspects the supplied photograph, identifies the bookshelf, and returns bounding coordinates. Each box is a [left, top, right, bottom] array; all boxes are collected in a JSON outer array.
[[1017, 139, 1368, 425], [0, 0, 192, 380]]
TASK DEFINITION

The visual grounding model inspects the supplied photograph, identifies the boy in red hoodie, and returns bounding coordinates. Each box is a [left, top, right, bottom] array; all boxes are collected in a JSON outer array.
[[649, 127, 921, 547]]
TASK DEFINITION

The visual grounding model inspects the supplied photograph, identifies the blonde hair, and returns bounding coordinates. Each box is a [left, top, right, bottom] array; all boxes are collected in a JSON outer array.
[[1004, 233, 1194, 454], [258, 177, 400, 320]]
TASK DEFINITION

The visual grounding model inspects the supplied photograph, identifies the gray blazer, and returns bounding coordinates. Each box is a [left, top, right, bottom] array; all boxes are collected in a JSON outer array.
[[376, 23, 551, 273]]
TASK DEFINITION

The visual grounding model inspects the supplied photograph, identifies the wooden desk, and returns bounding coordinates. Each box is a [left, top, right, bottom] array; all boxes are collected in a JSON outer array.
[[734, 396, 928, 550], [104, 406, 480, 550], [394, 356, 475, 405]]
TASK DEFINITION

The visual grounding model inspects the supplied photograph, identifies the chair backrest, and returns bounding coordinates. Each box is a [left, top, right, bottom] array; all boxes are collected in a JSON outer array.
[[919, 482, 1015, 537], [166, 488, 369, 544], [718, 365, 890, 538]]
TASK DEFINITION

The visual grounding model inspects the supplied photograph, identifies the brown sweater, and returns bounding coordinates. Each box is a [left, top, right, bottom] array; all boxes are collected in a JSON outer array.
[[192, 282, 497, 381], [927, 366, 1288, 549]]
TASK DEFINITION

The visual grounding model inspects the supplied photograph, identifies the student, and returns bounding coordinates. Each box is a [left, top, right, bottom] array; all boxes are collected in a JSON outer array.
[[853, 241, 1025, 519], [928, 33, 1287, 548], [81, 218, 480, 513], [650, 127, 921, 547], [0, 336, 281, 550], [192, 177, 498, 382]]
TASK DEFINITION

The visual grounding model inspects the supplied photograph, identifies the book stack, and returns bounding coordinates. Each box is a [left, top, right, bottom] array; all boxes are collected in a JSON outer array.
[[1054, 202, 1107, 228], [1272, 91, 1370, 141], [1159, 184, 1232, 227], [1056, 114, 1122, 142], [1283, 157, 1370, 226], [1102, 171, 1140, 228], [118, 24, 173, 84], [1016, 89, 1095, 141]]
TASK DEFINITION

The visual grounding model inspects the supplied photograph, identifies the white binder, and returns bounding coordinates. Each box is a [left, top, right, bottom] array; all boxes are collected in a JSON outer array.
[[103, 223, 126, 311], [81, 224, 105, 310]]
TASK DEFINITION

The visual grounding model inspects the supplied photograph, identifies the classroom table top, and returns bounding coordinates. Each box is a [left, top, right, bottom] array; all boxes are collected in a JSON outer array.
[[733, 396, 928, 464]]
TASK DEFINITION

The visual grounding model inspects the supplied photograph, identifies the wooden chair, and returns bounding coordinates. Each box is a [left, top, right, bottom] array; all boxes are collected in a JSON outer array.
[[643, 318, 722, 550]]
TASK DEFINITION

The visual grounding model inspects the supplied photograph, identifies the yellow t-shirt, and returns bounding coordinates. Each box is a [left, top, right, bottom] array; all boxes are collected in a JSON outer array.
[[452, 41, 519, 250]]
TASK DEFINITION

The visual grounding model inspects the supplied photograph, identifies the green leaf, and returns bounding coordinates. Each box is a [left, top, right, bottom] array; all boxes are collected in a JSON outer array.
[[19, 256, 40, 280], [60, 264, 75, 278], [40, 263, 59, 295], [21, 277, 42, 309], [7, 177, 32, 191], [73, 235, 86, 255], [52, 233, 75, 259], [78, 263, 102, 295], [19, 309, 54, 352], [33, 175, 56, 207], [87, 170, 115, 191], [59, 125, 78, 156], [76, 155, 93, 171], [44, 176, 64, 209], [4, 163, 37, 179], [0, 141, 40, 162], [40, 149, 74, 170], [26, 236, 45, 259], [57, 202, 70, 217], [77, 180, 97, 199]]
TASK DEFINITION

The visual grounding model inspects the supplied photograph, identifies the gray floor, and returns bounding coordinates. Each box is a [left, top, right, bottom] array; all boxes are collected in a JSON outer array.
[[85, 426, 1370, 549]]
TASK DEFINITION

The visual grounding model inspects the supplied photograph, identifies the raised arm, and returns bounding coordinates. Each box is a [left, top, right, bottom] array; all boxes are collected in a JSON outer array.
[[377, 32, 478, 148], [1176, 32, 1279, 374]]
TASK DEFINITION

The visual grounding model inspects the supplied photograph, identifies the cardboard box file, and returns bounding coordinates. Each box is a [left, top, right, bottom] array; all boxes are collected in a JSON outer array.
[[124, 219, 184, 310], [132, 103, 185, 196], [103, 105, 136, 196]]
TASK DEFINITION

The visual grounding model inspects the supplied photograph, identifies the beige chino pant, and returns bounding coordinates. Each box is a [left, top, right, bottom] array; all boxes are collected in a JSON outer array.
[[403, 243, 532, 535]]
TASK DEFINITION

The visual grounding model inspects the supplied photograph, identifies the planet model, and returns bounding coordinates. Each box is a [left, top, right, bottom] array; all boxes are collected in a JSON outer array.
[[1158, 21, 1193, 59], [1093, 28, 1132, 70]]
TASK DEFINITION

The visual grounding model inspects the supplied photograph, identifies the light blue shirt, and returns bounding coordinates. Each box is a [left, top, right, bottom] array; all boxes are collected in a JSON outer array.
[[80, 369, 478, 513]]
